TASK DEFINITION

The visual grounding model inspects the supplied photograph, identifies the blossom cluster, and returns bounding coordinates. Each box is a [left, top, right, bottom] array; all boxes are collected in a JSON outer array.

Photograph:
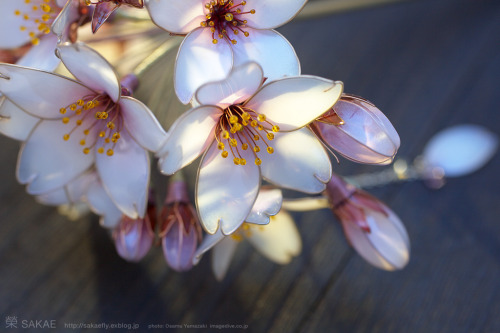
[[0, 0, 409, 278]]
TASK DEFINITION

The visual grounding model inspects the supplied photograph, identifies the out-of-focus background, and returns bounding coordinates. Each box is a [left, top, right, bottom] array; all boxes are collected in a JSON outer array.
[[1, 0, 499, 331]]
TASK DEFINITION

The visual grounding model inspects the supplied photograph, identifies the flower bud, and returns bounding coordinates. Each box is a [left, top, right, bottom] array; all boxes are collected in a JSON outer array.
[[160, 180, 201, 272], [120, 74, 139, 96], [113, 193, 156, 262], [312, 94, 400, 165], [325, 174, 410, 270]]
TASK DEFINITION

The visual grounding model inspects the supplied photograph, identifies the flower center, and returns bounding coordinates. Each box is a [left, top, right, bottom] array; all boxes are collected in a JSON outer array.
[[14, 0, 61, 45], [230, 223, 265, 241], [59, 93, 122, 156], [215, 105, 280, 166], [200, 0, 255, 45]]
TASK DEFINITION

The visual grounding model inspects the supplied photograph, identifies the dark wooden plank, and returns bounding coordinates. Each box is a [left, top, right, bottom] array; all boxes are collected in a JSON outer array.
[[0, 0, 499, 332]]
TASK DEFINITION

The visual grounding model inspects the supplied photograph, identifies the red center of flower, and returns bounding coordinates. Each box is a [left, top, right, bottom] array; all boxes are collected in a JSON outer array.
[[200, 0, 256, 45], [14, 0, 61, 45], [59, 93, 123, 156], [215, 105, 280, 166]]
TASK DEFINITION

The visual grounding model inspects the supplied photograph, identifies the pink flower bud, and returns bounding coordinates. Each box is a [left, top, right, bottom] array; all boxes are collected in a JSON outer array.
[[325, 174, 410, 270], [312, 94, 400, 165], [113, 195, 155, 262], [160, 181, 201, 272]]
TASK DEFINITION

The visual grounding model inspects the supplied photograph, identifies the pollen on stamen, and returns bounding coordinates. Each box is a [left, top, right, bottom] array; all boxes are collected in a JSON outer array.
[[106, 149, 114, 156]]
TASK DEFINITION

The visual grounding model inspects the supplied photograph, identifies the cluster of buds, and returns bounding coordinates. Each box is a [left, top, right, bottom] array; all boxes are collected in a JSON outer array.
[[112, 180, 202, 272]]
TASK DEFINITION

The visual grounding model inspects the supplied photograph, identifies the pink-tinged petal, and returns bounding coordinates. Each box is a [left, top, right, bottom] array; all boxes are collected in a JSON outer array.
[[343, 208, 410, 271], [175, 28, 233, 104], [17, 34, 60, 72], [193, 230, 225, 265], [197, 141, 260, 235], [162, 220, 198, 272], [246, 211, 302, 264], [92, 1, 120, 33], [232, 29, 300, 89], [244, 0, 307, 29], [86, 180, 123, 228], [51, 0, 81, 43], [56, 0, 69, 7], [245, 188, 282, 225], [96, 129, 149, 219], [115, 217, 154, 262], [195, 62, 263, 107], [0, 95, 39, 141], [57, 42, 121, 102], [17, 120, 96, 195], [247, 77, 343, 131], [315, 96, 399, 165], [260, 128, 332, 194], [157, 106, 220, 175], [120, 96, 167, 152], [146, 0, 206, 34], [0, 64, 95, 119], [211, 236, 238, 281], [37, 171, 98, 206]]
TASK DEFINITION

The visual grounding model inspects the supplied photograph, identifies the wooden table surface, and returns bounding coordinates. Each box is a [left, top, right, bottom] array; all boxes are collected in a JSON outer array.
[[1, 0, 499, 331]]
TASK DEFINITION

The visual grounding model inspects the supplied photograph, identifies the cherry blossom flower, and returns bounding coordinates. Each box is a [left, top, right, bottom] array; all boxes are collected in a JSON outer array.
[[311, 94, 400, 165], [146, 0, 306, 103], [156, 62, 342, 235], [0, 0, 87, 70], [159, 179, 202, 272], [0, 42, 167, 220], [193, 189, 301, 280], [87, 0, 144, 33], [325, 174, 410, 270]]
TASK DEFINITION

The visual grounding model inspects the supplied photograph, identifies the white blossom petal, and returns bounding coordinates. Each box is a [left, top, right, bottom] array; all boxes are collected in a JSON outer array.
[[197, 141, 260, 235], [17, 34, 60, 72], [260, 128, 332, 193], [146, 0, 206, 34], [0, 2, 35, 48], [0, 64, 94, 119], [246, 76, 343, 131], [57, 42, 121, 102], [245, 188, 282, 225], [211, 236, 238, 281], [96, 129, 149, 219], [195, 62, 264, 107], [86, 179, 123, 228], [192, 229, 226, 265], [232, 29, 300, 89], [36, 171, 98, 206], [157, 106, 220, 175], [175, 28, 233, 104], [17, 119, 96, 195], [246, 211, 302, 264], [281, 196, 330, 212], [51, 0, 80, 43], [120, 96, 167, 152], [244, 0, 307, 29], [0, 95, 39, 141]]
